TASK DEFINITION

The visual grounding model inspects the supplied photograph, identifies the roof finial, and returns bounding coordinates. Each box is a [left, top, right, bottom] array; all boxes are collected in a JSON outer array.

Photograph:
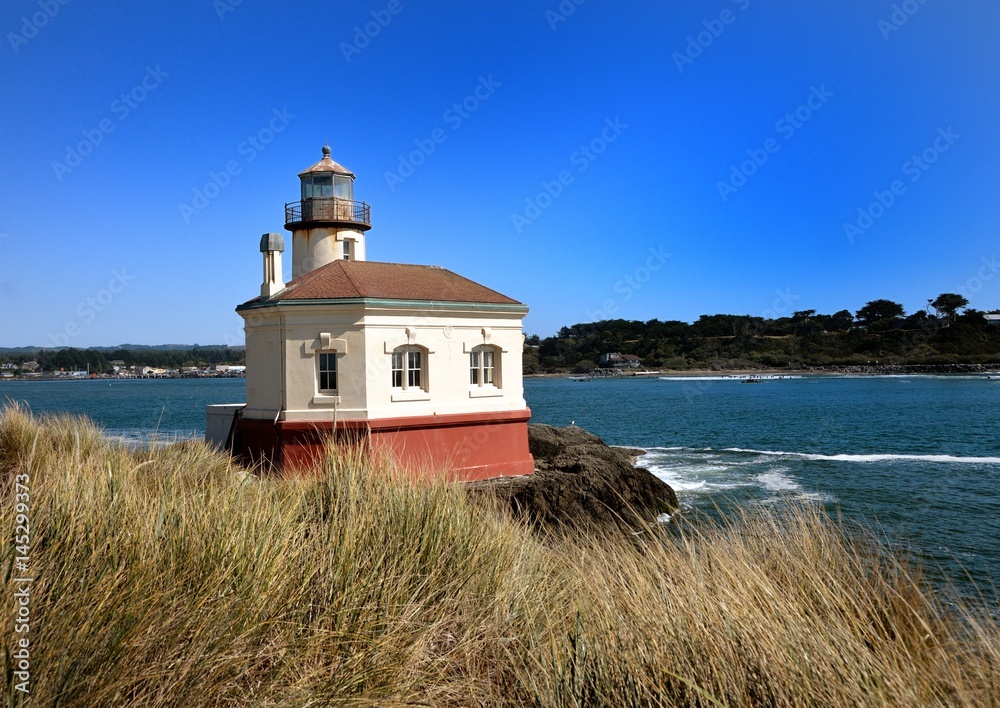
[[322, 143, 331, 158]]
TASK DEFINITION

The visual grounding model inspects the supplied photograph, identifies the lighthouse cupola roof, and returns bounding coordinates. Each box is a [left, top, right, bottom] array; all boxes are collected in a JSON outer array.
[[298, 144, 356, 178]]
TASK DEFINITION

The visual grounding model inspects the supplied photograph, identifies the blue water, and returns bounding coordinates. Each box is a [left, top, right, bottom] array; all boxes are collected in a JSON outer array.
[[0, 379, 242, 445], [2, 375, 998, 597]]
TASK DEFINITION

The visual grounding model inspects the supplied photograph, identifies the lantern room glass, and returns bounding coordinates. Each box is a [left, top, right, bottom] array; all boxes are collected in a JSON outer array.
[[301, 174, 353, 201]]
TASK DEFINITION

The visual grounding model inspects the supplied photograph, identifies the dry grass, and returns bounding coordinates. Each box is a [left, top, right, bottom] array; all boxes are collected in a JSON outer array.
[[1, 402, 997, 706]]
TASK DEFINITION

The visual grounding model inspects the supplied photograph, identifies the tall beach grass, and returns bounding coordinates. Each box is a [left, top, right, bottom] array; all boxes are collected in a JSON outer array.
[[1, 403, 997, 706]]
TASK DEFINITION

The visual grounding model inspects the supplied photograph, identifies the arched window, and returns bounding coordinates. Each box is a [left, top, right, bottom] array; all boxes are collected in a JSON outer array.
[[391, 346, 426, 391], [470, 345, 500, 388]]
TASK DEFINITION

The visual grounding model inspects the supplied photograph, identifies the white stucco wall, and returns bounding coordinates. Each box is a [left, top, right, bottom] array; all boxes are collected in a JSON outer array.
[[239, 301, 527, 423], [291, 227, 366, 278], [243, 320, 284, 418]]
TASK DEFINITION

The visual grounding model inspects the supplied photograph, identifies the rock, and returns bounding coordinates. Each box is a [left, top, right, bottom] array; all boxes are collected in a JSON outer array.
[[468, 424, 678, 534]]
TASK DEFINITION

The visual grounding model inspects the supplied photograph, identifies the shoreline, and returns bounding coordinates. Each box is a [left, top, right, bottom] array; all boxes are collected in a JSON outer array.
[[528, 363, 1000, 379]]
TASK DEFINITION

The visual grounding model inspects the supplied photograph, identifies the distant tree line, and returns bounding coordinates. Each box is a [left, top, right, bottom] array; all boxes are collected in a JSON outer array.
[[3, 347, 245, 374], [524, 294, 1000, 373]]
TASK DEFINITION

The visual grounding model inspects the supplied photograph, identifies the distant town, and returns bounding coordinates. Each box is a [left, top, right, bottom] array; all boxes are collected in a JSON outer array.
[[1, 360, 246, 380], [0, 346, 246, 381]]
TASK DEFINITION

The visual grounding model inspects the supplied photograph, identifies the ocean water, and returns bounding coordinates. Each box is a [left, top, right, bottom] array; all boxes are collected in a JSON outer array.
[[2, 375, 997, 596], [0, 378, 240, 445]]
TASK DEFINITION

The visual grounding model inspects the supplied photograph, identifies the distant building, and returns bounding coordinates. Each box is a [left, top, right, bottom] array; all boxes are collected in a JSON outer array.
[[985, 314, 1000, 326], [599, 352, 642, 369], [209, 147, 533, 480]]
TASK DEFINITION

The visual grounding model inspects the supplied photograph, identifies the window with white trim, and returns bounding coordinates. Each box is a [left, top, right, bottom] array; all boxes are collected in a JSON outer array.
[[391, 346, 425, 390], [342, 239, 351, 261], [470, 345, 499, 387], [318, 352, 338, 392]]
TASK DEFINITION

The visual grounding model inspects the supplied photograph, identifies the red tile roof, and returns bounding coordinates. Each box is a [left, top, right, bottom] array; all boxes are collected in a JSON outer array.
[[243, 260, 523, 307]]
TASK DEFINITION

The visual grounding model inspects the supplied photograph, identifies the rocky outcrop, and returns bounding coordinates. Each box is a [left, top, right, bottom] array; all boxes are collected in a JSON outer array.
[[469, 424, 678, 534]]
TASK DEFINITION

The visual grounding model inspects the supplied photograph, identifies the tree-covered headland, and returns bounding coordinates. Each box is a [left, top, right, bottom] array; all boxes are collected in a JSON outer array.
[[525, 294, 1000, 373]]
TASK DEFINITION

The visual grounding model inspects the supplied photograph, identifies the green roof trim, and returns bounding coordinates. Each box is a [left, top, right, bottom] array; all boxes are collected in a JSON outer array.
[[236, 297, 529, 314]]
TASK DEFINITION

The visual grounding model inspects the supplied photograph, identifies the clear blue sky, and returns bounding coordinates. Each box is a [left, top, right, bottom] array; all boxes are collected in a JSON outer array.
[[2, 0, 999, 347]]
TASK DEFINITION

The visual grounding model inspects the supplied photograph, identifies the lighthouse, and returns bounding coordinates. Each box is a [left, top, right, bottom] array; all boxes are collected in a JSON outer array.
[[213, 146, 535, 480]]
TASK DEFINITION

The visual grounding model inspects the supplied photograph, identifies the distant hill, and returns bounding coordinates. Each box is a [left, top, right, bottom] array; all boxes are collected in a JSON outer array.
[[0, 344, 244, 354]]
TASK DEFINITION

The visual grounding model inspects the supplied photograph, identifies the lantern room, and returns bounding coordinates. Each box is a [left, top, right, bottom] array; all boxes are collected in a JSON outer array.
[[300, 146, 355, 202]]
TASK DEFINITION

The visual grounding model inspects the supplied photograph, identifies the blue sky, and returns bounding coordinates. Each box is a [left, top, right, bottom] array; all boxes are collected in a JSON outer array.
[[2, 0, 999, 347]]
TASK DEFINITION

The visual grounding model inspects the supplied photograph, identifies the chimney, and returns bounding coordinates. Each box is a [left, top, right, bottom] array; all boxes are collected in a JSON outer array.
[[260, 232, 285, 298]]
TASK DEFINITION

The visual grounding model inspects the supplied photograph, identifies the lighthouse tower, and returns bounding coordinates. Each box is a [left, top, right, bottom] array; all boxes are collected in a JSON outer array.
[[285, 145, 371, 277]]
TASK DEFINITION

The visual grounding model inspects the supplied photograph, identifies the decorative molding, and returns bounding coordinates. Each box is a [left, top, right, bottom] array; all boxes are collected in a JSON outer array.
[[463, 336, 508, 354], [383, 328, 435, 353], [304, 334, 348, 356]]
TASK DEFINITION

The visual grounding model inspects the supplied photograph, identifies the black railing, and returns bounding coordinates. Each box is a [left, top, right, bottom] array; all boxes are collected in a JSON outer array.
[[285, 198, 371, 226]]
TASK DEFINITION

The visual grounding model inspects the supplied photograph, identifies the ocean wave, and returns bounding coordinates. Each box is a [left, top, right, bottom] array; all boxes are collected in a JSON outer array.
[[722, 447, 1000, 464], [641, 465, 711, 492]]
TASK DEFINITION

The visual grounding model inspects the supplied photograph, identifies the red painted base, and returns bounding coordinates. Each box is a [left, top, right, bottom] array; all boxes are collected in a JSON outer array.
[[237, 408, 534, 481]]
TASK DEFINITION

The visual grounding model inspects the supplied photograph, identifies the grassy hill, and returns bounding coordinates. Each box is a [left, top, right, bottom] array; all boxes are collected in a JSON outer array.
[[2, 404, 997, 705]]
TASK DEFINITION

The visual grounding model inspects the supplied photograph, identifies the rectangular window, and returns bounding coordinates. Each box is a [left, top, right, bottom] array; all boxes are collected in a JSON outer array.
[[407, 350, 422, 388], [318, 352, 337, 392], [391, 351, 404, 388], [470, 351, 480, 385], [343, 240, 351, 261], [482, 350, 495, 385]]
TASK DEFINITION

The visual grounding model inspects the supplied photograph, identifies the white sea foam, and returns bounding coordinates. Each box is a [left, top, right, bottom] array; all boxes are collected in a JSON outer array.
[[722, 447, 1000, 465], [643, 466, 709, 492], [755, 469, 801, 492]]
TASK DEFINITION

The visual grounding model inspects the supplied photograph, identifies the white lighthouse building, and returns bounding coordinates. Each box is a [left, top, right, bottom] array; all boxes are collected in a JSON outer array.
[[221, 146, 534, 479]]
